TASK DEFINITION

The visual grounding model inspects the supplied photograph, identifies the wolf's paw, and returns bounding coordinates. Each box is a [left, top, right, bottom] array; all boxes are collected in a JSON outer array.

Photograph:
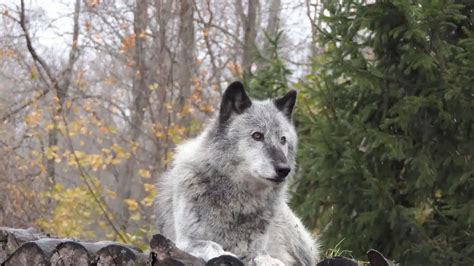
[[252, 255, 285, 266], [206, 254, 244, 266]]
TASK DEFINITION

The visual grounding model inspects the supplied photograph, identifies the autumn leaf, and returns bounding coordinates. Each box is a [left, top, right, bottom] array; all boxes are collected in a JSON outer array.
[[143, 183, 155, 192], [87, 0, 101, 8], [25, 111, 41, 125], [124, 199, 139, 211], [181, 104, 193, 115], [138, 169, 151, 178], [29, 66, 38, 80], [138, 31, 146, 39], [120, 34, 136, 53], [141, 187, 157, 207], [130, 212, 141, 221], [149, 83, 159, 91], [227, 62, 242, 76], [164, 102, 173, 112], [199, 103, 215, 114], [155, 130, 165, 139], [85, 20, 92, 31]]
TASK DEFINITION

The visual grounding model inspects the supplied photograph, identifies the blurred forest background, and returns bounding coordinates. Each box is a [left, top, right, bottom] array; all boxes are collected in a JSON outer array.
[[0, 0, 472, 265]]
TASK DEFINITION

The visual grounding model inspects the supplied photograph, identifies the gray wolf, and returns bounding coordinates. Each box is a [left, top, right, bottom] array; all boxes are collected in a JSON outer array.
[[155, 81, 319, 265]]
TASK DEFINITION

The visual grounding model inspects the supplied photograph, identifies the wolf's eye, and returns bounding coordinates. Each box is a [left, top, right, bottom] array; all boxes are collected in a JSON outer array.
[[252, 132, 264, 141], [280, 136, 287, 145]]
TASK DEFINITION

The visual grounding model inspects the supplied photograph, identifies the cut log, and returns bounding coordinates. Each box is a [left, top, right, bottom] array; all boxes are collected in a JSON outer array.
[[1, 235, 148, 266], [50, 241, 91, 266], [2, 238, 64, 266], [367, 249, 396, 266], [149, 234, 205, 266], [94, 242, 147, 265], [0, 227, 48, 263], [1, 227, 396, 266], [317, 256, 358, 266], [149, 234, 244, 266]]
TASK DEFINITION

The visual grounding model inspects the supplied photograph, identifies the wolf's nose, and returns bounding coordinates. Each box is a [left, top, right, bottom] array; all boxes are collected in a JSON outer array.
[[275, 166, 291, 179]]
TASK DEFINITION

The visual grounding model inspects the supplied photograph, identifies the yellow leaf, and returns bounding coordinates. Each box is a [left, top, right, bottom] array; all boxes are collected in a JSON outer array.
[[181, 104, 193, 115], [138, 169, 151, 178], [141, 189, 157, 207], [199, 103, 215, 114], [25, 111, 41, 125], [124, 199, 138, 211], [155, 130, 166, 139], [149, 83, 159, 91], [144, 183, 155, 192], [130, 212, 141, 221], [164, 103, 173, 112]]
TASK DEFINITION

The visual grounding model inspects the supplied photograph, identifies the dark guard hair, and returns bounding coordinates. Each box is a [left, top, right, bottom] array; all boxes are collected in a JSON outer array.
[[218, 81, 252, 125], [273, 90, 297, 119]]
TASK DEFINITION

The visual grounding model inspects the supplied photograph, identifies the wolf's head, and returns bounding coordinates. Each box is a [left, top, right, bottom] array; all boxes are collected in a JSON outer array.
[[208, 81, 298, 186]]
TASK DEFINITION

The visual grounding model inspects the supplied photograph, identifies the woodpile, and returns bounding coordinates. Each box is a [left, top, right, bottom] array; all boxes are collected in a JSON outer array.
[[1, 227, 395, 265], [1, 227, 146, 265]]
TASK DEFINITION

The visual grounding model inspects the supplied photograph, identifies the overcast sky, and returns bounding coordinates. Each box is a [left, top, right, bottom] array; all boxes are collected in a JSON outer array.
[[2, 0, 313, 80]]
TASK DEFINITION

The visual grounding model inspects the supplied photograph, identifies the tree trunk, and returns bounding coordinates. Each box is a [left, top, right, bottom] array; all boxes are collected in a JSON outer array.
[[45, 0, 81, 186], [116, 0, 149, 232], [262, 0, 281, 54], [240, 0, 259, 75], [176, 0, 195, 128]]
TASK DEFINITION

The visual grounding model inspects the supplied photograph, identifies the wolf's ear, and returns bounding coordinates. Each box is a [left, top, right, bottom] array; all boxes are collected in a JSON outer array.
[[274, 90, 297, 119], [219, 81, 252, 124]]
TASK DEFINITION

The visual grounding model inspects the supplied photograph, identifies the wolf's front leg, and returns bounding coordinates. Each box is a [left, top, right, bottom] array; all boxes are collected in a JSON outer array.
[[173, 197, 238, 262], [243, 233, 284, 266], [250, 254, 285, 266], [176, 238, 237, 262]]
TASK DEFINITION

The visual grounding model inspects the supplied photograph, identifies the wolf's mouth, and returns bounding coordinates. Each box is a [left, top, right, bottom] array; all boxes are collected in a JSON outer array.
[[265, 177, 285, 183]]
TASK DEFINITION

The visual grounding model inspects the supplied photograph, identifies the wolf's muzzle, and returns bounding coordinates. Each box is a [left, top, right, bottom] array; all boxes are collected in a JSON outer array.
[[275, 165, 291, 179]]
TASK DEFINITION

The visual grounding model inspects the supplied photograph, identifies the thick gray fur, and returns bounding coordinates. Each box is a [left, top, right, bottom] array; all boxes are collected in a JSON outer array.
[[155, 82, 320, 265]]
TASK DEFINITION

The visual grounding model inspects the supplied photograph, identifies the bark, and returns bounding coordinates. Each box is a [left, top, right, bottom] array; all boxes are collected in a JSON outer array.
[[176, 0, 196, 126], [47, 0, 81, 184], [153, 0, 174, 124], [151, 0, 173, 165], [262, 0, 281, 54], [238, 0, 259, 75], [193, 0, 222, 94], [117, 0, 149, 232], [1, 227, 147, 265]]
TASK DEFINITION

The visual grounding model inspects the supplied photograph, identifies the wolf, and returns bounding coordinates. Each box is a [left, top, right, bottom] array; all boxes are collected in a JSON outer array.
[[155, 81, 319, 265]]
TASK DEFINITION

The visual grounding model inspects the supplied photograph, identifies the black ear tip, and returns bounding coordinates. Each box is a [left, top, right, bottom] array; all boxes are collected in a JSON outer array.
[[223, 81, 248, 99], [226, 81, 245, 91], [274, 89, 297, 118], [287, 89, 297, 98], [230, 80, 244, 86]]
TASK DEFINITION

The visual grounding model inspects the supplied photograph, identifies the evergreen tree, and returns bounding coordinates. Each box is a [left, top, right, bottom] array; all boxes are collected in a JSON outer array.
[[243, 31, 292, 98], [293, 1, 473, 265]]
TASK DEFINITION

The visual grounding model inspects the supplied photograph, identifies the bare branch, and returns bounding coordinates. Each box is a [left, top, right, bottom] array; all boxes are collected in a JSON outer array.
[[19, 0, 57, 87]]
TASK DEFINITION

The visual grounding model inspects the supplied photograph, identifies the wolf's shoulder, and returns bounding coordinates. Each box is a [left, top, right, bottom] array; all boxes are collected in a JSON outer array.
[[172, 130, 209, 166]]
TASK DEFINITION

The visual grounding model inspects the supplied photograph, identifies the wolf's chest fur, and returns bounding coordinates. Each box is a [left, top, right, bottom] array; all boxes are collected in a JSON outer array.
[[184, 171, 278, 250]]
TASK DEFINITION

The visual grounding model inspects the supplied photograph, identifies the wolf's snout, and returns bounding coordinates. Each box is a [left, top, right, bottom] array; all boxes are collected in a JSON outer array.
[[275, 165, 291, 179]]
